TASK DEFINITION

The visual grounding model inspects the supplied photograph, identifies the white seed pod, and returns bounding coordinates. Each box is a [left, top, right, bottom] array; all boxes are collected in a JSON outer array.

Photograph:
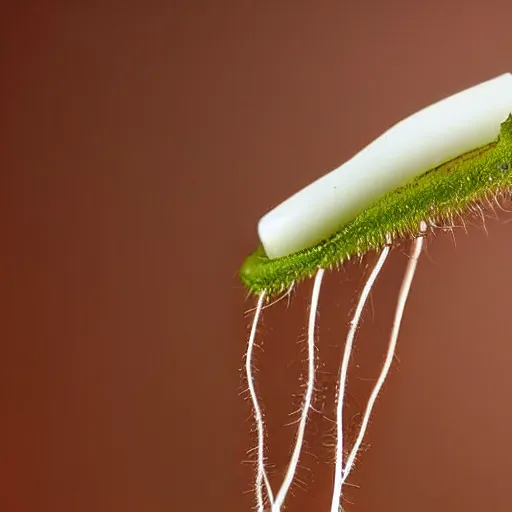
[[258, 73, 512, 259]]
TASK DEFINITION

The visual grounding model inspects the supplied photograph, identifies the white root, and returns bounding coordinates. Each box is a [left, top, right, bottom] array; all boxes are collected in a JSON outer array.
[[272, 269, 325, 512], [247, 223, 425, 511], [330, 244, 391, 512], [245, 291, 274, 510], [341, 223, 426, 493]]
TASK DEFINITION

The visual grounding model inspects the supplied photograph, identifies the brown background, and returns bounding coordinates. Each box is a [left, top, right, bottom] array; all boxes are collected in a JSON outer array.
[[2, 2, 512, 511]]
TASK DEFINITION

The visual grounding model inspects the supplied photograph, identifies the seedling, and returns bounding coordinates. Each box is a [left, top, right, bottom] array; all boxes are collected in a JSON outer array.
[[240, 73, 512, 512]]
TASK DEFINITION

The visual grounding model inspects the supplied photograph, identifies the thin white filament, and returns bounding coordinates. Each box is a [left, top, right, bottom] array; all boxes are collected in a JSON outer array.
[[245, 291, 274, 510], [272, 268, 325, 512], [341, 225, 425, 486], [244, 282, 295, 316], [330, 245, 391, 512], [263, 471, 274, 509]]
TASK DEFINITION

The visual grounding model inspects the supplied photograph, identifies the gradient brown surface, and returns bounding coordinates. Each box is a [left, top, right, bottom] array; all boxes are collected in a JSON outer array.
[[2, 3, 512, 511]]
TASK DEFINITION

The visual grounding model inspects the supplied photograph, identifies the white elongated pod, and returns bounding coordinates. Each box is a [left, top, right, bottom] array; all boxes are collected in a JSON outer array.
[[258, 73, 512, 259]]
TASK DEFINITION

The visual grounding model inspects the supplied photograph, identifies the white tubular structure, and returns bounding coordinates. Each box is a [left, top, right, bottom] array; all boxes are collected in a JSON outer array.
[[258, 73, 512, 259]]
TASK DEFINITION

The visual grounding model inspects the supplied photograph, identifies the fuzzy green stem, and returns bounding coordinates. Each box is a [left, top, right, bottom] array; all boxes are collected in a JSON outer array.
[[240, 115, 512, 296]]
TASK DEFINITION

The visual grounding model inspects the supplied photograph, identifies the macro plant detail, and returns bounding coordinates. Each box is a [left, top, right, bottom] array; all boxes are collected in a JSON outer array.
[[239, 73, 512, 512]]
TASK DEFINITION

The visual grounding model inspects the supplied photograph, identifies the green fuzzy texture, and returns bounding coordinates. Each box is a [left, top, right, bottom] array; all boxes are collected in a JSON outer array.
[[240, 115, 512, 296]]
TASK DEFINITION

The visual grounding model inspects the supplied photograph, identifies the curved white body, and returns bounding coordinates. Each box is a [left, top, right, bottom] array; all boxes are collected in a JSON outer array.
[[258, 73, 512, 259]]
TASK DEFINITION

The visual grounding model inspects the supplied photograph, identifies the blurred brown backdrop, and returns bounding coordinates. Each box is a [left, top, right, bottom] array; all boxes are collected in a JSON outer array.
[[2, 2, 512, 511]]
